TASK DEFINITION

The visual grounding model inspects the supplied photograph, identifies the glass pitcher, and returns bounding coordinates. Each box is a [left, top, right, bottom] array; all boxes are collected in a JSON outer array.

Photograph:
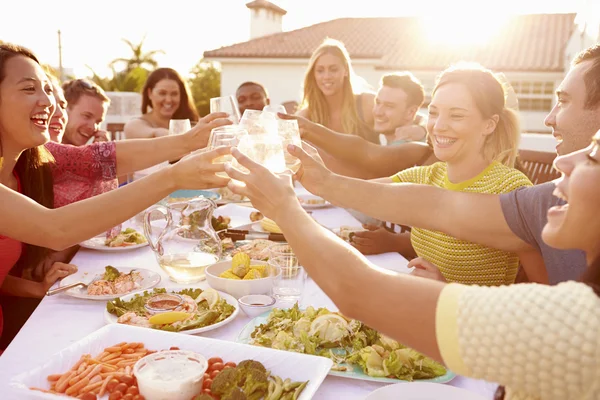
[[143, 198, 222, 284]]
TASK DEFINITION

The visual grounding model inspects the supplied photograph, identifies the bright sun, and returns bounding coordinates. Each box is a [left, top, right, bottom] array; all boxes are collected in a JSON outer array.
[[422, 10, 512, 46]]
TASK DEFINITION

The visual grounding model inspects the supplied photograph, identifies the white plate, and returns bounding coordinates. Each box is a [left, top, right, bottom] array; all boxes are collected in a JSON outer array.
[[214, 203, 260, 229], [297, 194, 330, 209], [10, 324, 332, 400], [364, 382, 487, 400], [79, 235, 148, 252], [57, 267, 161, 301], [104, 287, 240, 335]]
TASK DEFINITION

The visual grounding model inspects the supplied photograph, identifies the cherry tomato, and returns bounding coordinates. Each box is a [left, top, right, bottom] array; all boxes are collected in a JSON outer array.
[[222, 366, 233, 371], [209, 369, 221, 379], [79, 393, 97, 400], [132, 395, 145, 400], [119, 375, 135, 386], [170, 346, 180, 351], [108, 392, 123, 400], [207, 357, 223, 365], [224, 362, 236, 368], [202, 378, 213, 390], [126, 386, 139, 396], [114, 383, 129, 394], [122, 394, 134, 400], [107, 378, 120, 392], [203, 373, 210, 380], [208, 362, 223, 372], [202, 388, 212, 395]]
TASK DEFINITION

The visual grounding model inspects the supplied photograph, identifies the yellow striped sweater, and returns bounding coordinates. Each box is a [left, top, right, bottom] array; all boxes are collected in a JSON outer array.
[[392, 161, 532, 286]]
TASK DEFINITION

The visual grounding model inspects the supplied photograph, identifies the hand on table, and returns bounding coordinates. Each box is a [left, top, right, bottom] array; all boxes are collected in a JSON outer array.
[[351, 225, 401, 255], [407, 257, 446, 282], [41, 262, 78, 296], [170, 146, 232, 189], [225, 148, 298, 221], [186, 112, 232, 149]]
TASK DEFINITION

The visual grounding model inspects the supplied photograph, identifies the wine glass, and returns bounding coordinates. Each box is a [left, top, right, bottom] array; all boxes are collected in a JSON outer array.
[[210, 95, 241, 124], [231, 134, 286, 175], [263, 104, 287, 117], [208, 126, 248, 177], [277, 119, 302, 173], [240, 109, 276, 135], [169, 119, 191, 135]]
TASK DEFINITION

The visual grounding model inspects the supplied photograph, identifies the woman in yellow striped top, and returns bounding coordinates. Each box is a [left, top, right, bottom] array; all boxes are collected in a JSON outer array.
[[365, 63, 542, 286], [224, 130, 600, 400]]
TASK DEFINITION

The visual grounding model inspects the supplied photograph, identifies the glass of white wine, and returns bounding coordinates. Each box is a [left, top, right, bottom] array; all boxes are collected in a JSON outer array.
[[277, 119, 302, 173], [143, 198, 221, 284], [208, 126, 248, 178], [169, 119, 191, 135], [210, 95, 241, 124]]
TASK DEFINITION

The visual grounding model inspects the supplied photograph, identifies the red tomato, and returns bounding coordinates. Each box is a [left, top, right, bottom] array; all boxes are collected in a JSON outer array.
[[170, 346, 180, 350], [203, 378, 213, 390], [119, 375, 134, 386], [203, 373, 210, 380], [209, 369, 221, 379], [208, 362, 224, 372], [207, 357, 223, 365], [107, 379, 120, 392], [132, 396, 145, 400], [202, 388, 212, 395], [108, 392, 123, 400], [224, 362, 236, 368], [114, 383, 128, 394], [126, 386, 139, 396], [122, 394, 134, 400]]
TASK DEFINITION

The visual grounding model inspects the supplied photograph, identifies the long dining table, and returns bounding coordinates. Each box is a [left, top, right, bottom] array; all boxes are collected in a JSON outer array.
[[0, 188, 498, 399]]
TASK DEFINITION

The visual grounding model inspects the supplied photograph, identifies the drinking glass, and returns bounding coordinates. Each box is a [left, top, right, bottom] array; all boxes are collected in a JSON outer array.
[[240, 109, 277, 135], [169, 119, 191, 135], [269, 255, 306, 302], [210, 95, 241, 124], [277, 119, 302, 173], [263, 104, 287, 116], [208, 126, 248, 178], [232, 134, 286, 175]]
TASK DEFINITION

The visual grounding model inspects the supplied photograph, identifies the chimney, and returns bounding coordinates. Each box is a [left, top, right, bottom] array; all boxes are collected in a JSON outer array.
[[246, 0, 287, 40]]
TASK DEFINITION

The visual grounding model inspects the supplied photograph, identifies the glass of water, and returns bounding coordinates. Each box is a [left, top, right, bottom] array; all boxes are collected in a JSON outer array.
[[269, 255, 306, 302], [277, 119, 302, 173], [210, 95, 241, 124], [169, 119, 191, 135], [208, 126, 248, 177], [232, 134, 286, 174]]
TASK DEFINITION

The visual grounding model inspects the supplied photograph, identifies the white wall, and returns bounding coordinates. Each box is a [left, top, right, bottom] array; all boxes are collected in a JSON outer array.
[[249, 8, 283, 39], [520, 133, 558, 152]]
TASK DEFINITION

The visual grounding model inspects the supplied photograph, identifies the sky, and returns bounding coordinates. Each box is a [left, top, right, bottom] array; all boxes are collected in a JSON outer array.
[[0, 0, 586, 79]]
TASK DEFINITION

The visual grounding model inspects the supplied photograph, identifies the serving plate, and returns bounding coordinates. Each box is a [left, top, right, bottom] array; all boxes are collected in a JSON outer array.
[[79, 236, 148, 252], [364, 382, 486, 400], [10, 324, 332, 400]]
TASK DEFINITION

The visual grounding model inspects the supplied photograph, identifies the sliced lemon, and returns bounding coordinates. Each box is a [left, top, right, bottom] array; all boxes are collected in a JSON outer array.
[[195, 288, 220, 309], [148, 311, 191, 325]]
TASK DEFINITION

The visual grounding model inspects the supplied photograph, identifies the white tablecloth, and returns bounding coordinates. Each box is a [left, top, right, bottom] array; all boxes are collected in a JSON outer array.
[[0, 195, 497, 399]]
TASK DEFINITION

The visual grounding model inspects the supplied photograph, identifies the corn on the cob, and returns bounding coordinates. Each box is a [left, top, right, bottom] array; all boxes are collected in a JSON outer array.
[[249, 264, 268, 278], [219, 270, 241, 280], [243, 269, 262, 280], [260, 217, 283, 234], [231, 252, 251, 278]]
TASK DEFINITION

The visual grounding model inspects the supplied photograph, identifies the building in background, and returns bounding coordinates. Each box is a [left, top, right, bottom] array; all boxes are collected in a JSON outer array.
[[204, 1, 600, 134]]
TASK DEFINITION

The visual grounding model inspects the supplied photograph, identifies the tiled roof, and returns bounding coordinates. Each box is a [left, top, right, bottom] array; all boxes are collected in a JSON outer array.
[[204, 13, 576, 72], [246, 0, 287, 16]]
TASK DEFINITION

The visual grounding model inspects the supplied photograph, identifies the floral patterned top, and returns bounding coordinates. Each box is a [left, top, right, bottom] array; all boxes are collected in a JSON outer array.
[[45, 141, 118, 208]]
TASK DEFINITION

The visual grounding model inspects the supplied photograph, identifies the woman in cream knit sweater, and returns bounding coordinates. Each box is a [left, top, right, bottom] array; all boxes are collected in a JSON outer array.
[[224, 133, 600, 400]]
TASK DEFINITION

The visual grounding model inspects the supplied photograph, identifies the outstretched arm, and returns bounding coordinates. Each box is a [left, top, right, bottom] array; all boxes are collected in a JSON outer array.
[[116, 113, 231, 176], [291, 144, 530, 253], [0, 147, 231, 251], [280, 113, 433, 178]]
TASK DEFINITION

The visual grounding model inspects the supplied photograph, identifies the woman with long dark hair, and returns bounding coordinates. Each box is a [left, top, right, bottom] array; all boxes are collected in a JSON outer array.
[[224, 133, 600, 399], [124, 68, 199, 138]]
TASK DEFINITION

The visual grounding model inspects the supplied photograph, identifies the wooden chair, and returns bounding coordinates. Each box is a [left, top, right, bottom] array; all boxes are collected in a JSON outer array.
[[517, 149, 560, 184], [106, 123, 126, 141]]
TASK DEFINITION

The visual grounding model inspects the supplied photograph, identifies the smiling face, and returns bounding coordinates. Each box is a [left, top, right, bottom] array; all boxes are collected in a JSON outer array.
[[49, 83, 68, 142], [544, 60, 600, 156], [236, 84, 269, 115], [62, 94, 107, 146], [427, 83, 497, 164], [0, 55, 55, 153], [148, 78, 180, 119], [373, 86, 417, 134], [313, 52, 347, 97], [543, 132, 600, 263]]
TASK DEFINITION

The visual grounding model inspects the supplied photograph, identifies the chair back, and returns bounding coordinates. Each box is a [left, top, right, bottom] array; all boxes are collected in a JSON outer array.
[[106, 123, 126, 141], [517, 149, 560, 184]]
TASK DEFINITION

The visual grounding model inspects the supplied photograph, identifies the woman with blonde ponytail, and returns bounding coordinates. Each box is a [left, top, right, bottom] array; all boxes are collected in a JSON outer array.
[[354, 62, 546, 286]]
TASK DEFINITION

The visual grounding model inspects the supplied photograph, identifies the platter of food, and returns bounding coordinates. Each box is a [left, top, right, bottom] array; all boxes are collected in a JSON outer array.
[[237, 304, 455, 384], [297, 194, 330, 210], [10, 324, 332, 400], [80, 228, 148, 252], [57, 266, 161, 301], [104, 287, 239, 335]]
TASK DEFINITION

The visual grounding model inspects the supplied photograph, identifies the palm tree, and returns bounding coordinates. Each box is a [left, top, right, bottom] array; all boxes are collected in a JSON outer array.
[[110, 35, 164, 73]]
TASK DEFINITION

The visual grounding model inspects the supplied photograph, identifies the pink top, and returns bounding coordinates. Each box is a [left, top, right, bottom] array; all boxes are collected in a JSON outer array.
[[0, 172, 23, 337], [45, 141, 118, 208]]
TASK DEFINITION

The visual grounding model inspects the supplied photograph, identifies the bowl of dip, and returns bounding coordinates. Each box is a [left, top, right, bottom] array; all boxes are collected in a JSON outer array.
[[133, 350, 208, 400], [143, 294, 184, 315], [238, 294, 276, 318]]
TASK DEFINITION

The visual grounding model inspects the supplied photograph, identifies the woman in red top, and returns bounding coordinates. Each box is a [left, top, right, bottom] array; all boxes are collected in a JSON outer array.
[[0, 43, 231, 341]]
